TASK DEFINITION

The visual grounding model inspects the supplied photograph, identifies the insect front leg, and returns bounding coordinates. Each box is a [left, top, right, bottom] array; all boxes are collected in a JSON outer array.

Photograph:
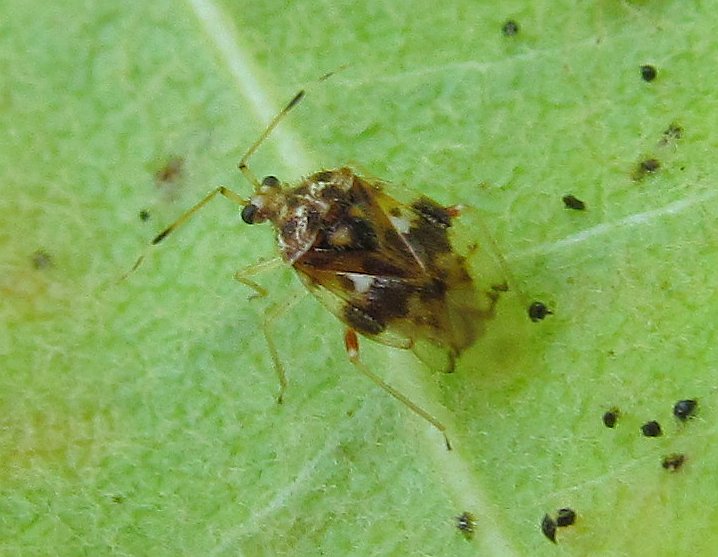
[[343, 329, 452, 451], [233, 257, 283, 298]]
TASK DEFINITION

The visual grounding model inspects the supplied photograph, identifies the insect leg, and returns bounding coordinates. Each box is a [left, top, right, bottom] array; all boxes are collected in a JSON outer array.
[[343, 328, 452, 451], [233, 257, 283, 298], [260, 294, 306, 404]]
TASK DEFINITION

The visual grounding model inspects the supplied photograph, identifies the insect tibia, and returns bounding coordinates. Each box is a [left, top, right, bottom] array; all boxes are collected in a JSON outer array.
[[343, 329, 452, 450]]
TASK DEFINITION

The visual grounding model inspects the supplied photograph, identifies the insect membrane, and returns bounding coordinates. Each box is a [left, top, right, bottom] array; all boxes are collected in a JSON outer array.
[[132, 77, 509, 449]]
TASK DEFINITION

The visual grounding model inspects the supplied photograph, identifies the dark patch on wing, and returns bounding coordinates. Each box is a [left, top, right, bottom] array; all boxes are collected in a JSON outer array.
[[418, 277, 448, 301], [411, 197, 452, 228], [407, 215, 452, 257], [365, 277, 412, 321], [344, 304, 385, 335]]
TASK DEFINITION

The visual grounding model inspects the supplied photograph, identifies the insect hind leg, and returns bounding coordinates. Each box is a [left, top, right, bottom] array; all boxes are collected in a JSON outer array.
[[343, 329, 452, 450]]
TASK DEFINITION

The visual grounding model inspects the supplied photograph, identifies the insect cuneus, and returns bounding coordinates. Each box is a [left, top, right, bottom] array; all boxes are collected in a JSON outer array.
[[130, 76, 512, 450]]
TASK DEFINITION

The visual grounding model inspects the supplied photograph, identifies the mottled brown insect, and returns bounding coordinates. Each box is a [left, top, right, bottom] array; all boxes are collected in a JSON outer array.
[[132, 77, 506, 449], [243, 167, 494, 370]]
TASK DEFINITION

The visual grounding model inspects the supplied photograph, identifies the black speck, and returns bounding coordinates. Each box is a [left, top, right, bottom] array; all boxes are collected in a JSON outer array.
[[673, 399, 697, 421], [641, 158, 660, 173], [139, 210, 150, 221], [662, 453, 686, 471], [528, 301, 552, 322], [31, 249, 53, 270], [455, 511, 476, 540], [541, 514, 557, 543], [502, 19, 519, 36], [562, 194, 586, 211], [641, 420, 662, 437], [603, 408, 620, 428], [661, 123, 683, 144], [556, 508, 576, 527], [640, 64, 657, 82], [632, 157, 661, 181]]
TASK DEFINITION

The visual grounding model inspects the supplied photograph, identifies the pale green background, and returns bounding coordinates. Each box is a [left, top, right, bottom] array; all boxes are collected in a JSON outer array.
[[2, 1, 718, 555]]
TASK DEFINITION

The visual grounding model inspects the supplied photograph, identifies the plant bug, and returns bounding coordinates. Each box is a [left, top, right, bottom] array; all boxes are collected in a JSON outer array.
[[130, 73, 511, 449]]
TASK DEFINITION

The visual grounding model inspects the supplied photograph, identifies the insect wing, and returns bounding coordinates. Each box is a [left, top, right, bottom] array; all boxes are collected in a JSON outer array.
[[295, 270, 415, 350], [291, 176, 487, 368]]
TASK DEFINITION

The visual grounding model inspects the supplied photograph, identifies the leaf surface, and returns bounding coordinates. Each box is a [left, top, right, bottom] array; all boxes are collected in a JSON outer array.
[[2, 1, 717, 555]]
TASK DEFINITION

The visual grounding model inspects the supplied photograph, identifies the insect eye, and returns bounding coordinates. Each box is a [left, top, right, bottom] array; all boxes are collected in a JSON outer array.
[[241, 204, 259, 224], [261, 175, 280, 188]]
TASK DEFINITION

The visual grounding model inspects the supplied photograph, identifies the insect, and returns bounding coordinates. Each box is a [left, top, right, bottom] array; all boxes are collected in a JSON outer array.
[[132, 76, 508, 449]]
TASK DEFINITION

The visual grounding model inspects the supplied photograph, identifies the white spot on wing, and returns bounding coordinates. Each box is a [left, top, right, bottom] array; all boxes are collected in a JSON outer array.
[[389, 215, 411, 234], [348, 274, 374, 294]]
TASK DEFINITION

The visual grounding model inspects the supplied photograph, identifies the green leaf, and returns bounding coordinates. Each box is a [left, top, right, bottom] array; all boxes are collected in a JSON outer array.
[[2, 1, 717, 555]]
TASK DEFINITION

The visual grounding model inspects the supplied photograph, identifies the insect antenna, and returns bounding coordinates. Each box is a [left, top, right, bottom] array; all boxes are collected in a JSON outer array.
[[120, 185, 249, 280], [237, 66, 347, 190], [237, 89, 305, 189]]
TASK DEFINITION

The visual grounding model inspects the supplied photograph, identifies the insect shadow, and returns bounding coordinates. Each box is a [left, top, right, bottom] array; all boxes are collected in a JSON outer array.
[[128, 71, 515, 450]]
